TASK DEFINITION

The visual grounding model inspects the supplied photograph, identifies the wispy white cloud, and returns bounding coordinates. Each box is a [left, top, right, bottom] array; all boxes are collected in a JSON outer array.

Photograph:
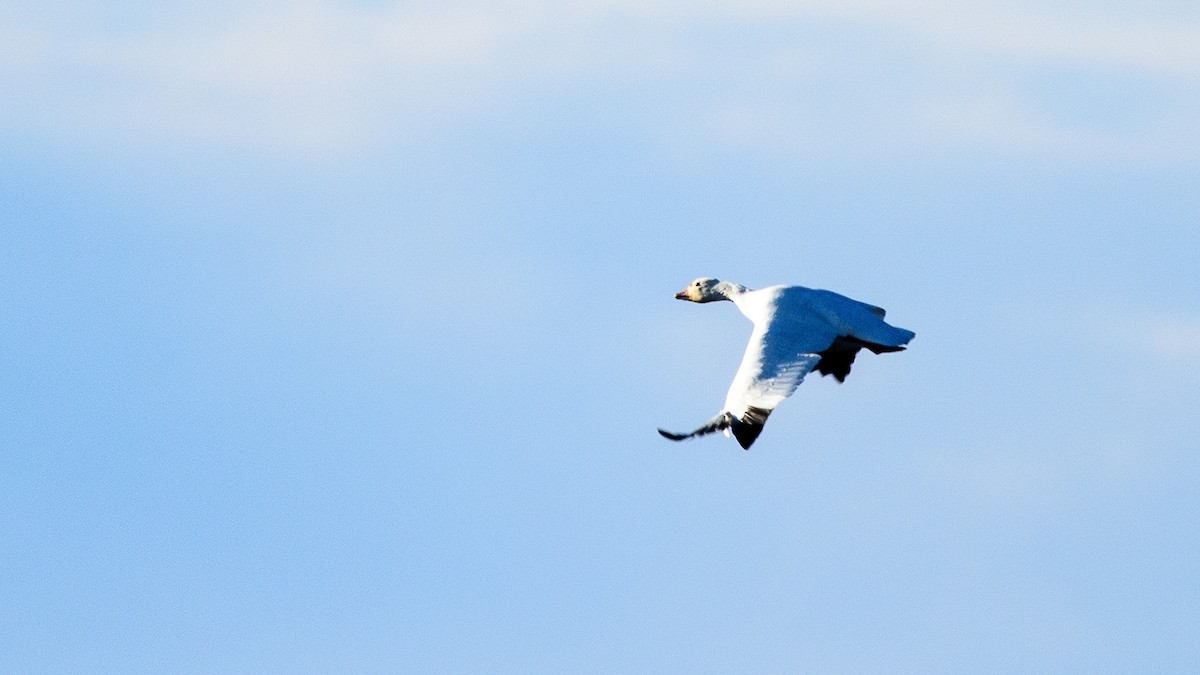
[[1145, 318, 1200, 363], [852, 0, 1200, 76], [669, 1, 1200, 162], [1065, 304, 1200, 366], [2, 3, 542, 154], [2, 0, 1197, 160], [914, 91, 1200, 162]]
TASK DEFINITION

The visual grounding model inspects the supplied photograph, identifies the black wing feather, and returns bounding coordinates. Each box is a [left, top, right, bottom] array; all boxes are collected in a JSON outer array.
[[657, 413, 732, 443]]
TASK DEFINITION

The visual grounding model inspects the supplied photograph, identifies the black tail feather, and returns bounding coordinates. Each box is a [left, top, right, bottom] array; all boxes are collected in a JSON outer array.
[[729, 406, 771, 450], [816, 335, 907, 382]]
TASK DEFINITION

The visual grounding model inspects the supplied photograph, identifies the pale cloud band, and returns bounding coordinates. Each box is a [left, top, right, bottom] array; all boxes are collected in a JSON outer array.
[[3, 0, 1197, 161]]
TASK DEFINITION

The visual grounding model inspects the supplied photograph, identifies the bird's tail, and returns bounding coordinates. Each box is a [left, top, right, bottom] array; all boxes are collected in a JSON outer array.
[[871, 323, 915, 349]]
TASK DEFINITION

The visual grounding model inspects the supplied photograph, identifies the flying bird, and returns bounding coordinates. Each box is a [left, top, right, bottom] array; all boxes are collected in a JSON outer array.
[[658, 278, 915, 450]]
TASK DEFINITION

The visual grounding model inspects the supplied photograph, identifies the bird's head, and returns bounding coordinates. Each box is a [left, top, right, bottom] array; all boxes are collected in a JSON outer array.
[[674, 277, 725, 303]]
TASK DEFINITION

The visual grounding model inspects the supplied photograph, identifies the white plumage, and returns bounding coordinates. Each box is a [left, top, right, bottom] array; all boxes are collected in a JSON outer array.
[[658, 278, 915, 450]]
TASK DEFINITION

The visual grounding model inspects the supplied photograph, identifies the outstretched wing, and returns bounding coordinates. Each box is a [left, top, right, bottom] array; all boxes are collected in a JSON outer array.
[[723, 324, 828, 419], [656, 409, 774, 450], [659, 312, 833, 450]]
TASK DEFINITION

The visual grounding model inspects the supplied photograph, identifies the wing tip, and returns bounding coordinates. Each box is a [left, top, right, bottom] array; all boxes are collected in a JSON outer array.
[[657, 428, 687, 441], [657, 413, 733, 444]]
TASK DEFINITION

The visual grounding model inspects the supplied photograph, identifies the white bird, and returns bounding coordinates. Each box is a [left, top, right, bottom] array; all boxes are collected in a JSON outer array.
[[658, 278, 915, 450]]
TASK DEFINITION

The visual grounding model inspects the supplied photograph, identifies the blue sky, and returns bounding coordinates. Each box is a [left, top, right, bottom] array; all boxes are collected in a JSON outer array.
[[3, 1, 1199, 672]]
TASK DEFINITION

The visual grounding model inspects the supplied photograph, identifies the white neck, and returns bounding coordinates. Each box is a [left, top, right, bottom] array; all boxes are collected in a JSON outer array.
[[714, 281, 750, 299]]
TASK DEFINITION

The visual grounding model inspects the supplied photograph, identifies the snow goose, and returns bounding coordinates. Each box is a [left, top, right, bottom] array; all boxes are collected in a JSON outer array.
[[658, 278, 915, 450]]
